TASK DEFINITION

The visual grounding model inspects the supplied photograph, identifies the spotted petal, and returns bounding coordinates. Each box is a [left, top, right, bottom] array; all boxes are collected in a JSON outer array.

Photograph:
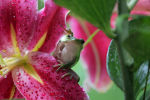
[[10, 0, 67, 54], [0, 0, 14, 56], [11, 0, 38, 54], [0, 73, 23, 99], [12, 52, 88, 100], [0, 74, 14, 99], [28, 0, 68, 53], [69, 18, 112, 92], [13, 88, 24, 99], [38, 7, 68, 53]]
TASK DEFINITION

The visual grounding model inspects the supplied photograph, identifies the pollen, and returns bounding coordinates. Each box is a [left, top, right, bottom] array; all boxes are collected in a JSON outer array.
[[0, 54, 44, 84]]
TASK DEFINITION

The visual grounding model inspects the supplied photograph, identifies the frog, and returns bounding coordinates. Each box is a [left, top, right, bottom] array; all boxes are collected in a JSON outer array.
[[52, 29, 84, 82]]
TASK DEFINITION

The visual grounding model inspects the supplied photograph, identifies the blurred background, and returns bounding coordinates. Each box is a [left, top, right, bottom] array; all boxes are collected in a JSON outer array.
[[73, 61, 123, 100]]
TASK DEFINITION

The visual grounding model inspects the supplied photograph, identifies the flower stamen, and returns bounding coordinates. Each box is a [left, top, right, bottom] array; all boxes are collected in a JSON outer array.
[[0, 57, 25, 76], [0, 55, 6, 67]]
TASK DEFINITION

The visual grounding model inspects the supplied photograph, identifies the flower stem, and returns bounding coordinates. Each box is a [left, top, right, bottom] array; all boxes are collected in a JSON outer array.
[[115, 39, 135, 100], [83, 29, 100, 47], [115, 0, 135, 100]]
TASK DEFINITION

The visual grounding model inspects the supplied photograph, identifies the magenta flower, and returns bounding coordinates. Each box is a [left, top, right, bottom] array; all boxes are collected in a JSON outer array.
[[68, 18, 112, 92], [133, 0, 150, 14], [0, 0, 88, 100]]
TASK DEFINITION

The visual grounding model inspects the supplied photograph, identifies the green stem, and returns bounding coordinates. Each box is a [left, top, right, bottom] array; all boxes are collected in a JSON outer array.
[[116, 0, 135, 100], [83, 29, 100, 47], [115, 40, 134, 100], [143, 62, 150, 100]]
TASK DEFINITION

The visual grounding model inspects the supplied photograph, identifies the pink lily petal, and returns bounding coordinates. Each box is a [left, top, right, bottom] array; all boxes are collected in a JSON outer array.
[[133, 0, 150, 12], [131, 0, 150, 15], [12, 52, 88, 100], [110, 13, 117, 29], [0, 73, 14, 99], [38, 7, 68, 53], [27, 0, 59, 51], [0, 0, 13, 55], [13, 88, 24, 99], [11, 0, 67, 53], [0, 73, 23, 99], [12, 0, 38, 53], [69, 18, 112, 92]]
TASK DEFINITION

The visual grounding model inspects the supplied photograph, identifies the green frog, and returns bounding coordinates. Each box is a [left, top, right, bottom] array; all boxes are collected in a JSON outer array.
[[53, 29, 84, 82]]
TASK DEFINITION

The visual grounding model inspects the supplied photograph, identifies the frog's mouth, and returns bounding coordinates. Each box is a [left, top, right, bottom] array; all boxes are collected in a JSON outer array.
[[76, 39, 84, 44]]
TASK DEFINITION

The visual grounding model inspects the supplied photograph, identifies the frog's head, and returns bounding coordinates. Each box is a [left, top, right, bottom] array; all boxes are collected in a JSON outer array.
[[60, 34, 84, 51], [61, 34, 84, 44]]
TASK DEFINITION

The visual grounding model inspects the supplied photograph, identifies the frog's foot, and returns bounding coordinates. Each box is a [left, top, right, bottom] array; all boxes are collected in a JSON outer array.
[[56, 65, 65, 72], [53, 64, 66, 72], [61, 70, 80, 82]]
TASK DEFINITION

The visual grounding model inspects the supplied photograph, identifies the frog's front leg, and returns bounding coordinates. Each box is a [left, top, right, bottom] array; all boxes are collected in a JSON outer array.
[[56, 64, 66, 72], [53, 63, 66, 72], [61, 69, 80, 82], [53, 64, 65, 72], [54, 60, 73, 72]]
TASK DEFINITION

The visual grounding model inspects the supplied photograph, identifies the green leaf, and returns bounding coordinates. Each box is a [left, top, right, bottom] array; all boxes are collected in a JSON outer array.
[[124, 16, 150, 67], [107, 40, 123, 90], [54, 0, 116, 38], [107, 40, 150, 97], [134, 61, 149, 96], [116, 14, 129, 42]]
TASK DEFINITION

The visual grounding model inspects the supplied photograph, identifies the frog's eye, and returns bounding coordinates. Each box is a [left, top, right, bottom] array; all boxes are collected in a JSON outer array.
[[61, 35, 70, 41], [67, 34, 71, 38], [61, 34, 75, 41]]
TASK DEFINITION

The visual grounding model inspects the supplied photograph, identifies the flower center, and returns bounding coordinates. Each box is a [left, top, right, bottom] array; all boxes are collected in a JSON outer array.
[[0, 53, 44, 84], [0, 55, 27, 76], [0, 24, 44, 84]]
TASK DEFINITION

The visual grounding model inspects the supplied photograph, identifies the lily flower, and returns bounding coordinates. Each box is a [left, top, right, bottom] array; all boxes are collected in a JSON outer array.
[[68, 17, 112, 92], [0, 0, 88, 100]]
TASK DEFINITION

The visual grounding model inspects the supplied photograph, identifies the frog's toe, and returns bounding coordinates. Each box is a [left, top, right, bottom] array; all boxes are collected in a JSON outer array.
[[61, 70, 80, 82], [56, 65, 64, 72]]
